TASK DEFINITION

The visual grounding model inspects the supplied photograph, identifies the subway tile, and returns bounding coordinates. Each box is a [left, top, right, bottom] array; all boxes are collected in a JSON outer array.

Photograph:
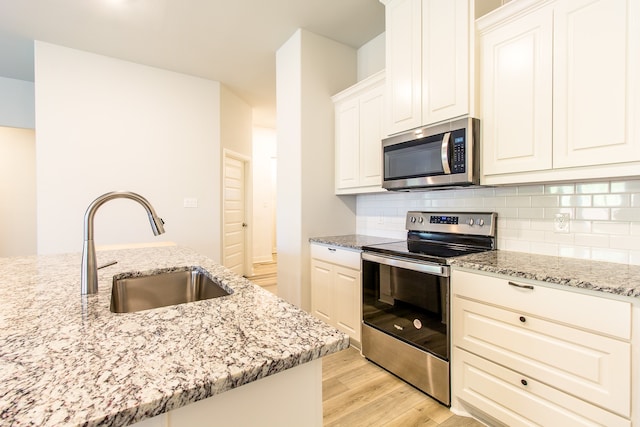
[[559, 195, 591, 207], [591, 248, 629, 264], [567, 220, 592, 234], [558, 245, 591, 260], [494, 186, 518, 196], [505, 196, 532, 208], [473, 187, 495, 197], [576, 182, 610, 194], [611, 208, 640, 222], [517, 185, 545, 195], [611, 179, 640, 193], [482, 197, 506, 208], [575, 208, 610, 221], [631, 222, 640, 235], [593, 194, 630, 207], [502, 238, 531, 252], [574, 233, 610, 247], [531, 195, 559, 207], [518, 208, 545, 219], [591, 221, 630, 235], [529, 242, 559, 256], [504, 218, 531, 229], [545, 184, 575, 194], [495, 208, 519, 219], [609, 235, 640, 251], [530, 219, 554, 232], [630, 251, 640, 266], [544, 231, 575, 245], [632, 194, 640, 207]]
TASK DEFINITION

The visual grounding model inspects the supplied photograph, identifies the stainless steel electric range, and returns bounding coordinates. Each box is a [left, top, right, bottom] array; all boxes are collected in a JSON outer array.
[[361, 211, 497, 406]]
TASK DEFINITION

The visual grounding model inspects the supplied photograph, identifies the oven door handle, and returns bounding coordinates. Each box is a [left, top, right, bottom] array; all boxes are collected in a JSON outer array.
[[362, 252, 450, 277]]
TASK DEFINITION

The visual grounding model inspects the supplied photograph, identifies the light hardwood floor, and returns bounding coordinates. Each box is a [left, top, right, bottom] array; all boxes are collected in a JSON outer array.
[[322, 347, 482, 427], [249, 258, 480, 426]]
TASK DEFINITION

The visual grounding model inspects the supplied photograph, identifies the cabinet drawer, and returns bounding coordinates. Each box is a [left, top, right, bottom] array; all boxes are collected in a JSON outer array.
[[453, 348, 630, 427], [310, 244, 361, 270], [453, 297, 631, 417], [452, 270, 631, 339]]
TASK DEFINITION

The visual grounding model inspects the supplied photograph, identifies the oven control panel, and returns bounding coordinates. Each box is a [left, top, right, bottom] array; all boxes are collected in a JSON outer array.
[[406, 211, 496, 236]]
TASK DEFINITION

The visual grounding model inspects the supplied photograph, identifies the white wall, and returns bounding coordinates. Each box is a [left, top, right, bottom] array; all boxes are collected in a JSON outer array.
[[357, 32, 385, 81], [0, 76, 35, 129], [252, 126, 277, 263], [356, 179, 640, 265], [0, 127, 36, 256], [276, 29, 358, 310], [35, 42, 222, 260]]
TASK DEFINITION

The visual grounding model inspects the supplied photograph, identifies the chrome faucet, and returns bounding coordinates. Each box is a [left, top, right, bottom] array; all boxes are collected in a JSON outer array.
[[81, 191, 165, 295]]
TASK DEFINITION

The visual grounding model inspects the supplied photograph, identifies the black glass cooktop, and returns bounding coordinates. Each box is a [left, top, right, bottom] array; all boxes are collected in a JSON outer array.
[[363, 231, 495, 264]]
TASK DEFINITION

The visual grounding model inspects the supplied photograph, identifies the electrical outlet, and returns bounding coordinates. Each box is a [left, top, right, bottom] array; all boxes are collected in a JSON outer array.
[[553, 213, 570, 233]]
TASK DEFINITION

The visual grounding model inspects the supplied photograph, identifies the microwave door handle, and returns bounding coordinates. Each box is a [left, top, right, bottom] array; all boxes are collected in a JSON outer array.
[[441, 132, 451, 174]]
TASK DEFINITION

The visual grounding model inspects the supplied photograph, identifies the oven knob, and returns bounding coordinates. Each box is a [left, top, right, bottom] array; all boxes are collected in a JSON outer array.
[[478, 218, 485, 227], [410, 216, 417, 223], [468, 218, 474, 226], [418, 217, 424, 224]]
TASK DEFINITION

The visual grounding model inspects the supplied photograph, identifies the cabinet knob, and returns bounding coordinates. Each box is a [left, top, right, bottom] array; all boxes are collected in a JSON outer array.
[[519, 316, 526, 323], [521, 379, 528, 386]]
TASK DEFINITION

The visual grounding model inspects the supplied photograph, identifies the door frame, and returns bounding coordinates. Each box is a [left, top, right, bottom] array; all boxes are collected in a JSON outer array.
[[221, 149, 253, 277]]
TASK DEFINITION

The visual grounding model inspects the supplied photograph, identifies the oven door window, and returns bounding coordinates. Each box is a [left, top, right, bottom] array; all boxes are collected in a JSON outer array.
[[363, 259, 449, 361]]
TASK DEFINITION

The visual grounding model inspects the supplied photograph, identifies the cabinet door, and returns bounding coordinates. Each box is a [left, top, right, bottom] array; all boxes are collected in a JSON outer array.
[[335, 98, 360, 190], [453, 348, 631, 427], [358, 84, 384, 188], [422, 0, 469, 124], [553, 0, 640, 167], [310, 259, 332, 324], [454, 297, 631, 416], [384, 0, 423, 135], [333, 265, 362, 341], [481, 5, 553, 175]]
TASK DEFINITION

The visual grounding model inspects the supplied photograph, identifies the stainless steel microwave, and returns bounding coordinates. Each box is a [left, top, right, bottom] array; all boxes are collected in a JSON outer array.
[[382, 117, 480, 191]]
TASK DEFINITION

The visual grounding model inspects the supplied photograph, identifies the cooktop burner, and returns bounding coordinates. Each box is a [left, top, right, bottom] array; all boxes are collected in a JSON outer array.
[[363, 211, 497, 264]]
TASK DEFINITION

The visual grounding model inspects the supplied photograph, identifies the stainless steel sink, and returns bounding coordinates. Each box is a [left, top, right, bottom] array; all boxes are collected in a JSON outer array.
[[110, 267, 230, 313]]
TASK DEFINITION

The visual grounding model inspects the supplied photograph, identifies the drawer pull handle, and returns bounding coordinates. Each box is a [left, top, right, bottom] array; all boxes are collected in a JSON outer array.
[[328, 248, 337, 252], [521, 379, 528, 386], [508, 281, 534, 290], [519, 316, 526, 323]]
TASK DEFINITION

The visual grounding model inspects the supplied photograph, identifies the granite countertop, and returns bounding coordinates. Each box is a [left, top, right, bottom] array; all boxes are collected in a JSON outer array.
[[309, 234, 402, 250], [450, 250, 640, 298], [0, 246, 349, 426]]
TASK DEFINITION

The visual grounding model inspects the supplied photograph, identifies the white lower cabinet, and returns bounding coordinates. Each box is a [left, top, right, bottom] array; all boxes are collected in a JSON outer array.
[[310, 243, 361, 345], [451, 269, 632, 426]]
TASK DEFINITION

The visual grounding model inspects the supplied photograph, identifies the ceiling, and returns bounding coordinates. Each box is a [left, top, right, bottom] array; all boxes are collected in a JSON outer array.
[[0, 0, 385, 127]]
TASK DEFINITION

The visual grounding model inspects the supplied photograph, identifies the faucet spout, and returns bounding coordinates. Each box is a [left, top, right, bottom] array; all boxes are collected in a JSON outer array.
[[81, 191, 165, 295]]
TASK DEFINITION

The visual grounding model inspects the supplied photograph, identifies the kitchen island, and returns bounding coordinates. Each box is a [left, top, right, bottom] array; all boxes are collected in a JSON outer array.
[[0, 246, 349, 426]]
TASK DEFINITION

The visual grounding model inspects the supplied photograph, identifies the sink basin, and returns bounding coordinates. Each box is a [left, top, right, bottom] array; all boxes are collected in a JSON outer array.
[[110, 267, 230, 313]]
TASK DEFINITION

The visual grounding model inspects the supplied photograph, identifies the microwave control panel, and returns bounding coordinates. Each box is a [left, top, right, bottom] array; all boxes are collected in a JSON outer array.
[[451, 129, 466, 174]]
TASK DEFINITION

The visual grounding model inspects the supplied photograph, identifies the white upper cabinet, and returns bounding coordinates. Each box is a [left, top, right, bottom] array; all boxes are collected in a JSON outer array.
[[479, 0, 640, 185], [480, 4, 553, 175], [382, 0, 496, 135], [553, 0, 639, 168], [383, 0, 423, 134], [333, 71, 385, 194], [422, 0, 470, 125]]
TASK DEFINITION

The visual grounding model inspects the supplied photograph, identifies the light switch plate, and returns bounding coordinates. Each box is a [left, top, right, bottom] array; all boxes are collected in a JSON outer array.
[[183, 197, 198, 208]]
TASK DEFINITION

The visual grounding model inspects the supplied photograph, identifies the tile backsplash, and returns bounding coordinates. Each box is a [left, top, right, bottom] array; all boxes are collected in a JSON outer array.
[[356, 179, 640, 265]]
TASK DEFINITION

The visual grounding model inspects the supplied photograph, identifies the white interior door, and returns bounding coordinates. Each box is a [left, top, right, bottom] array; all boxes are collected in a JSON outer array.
[[223, 153, 248, 276]]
